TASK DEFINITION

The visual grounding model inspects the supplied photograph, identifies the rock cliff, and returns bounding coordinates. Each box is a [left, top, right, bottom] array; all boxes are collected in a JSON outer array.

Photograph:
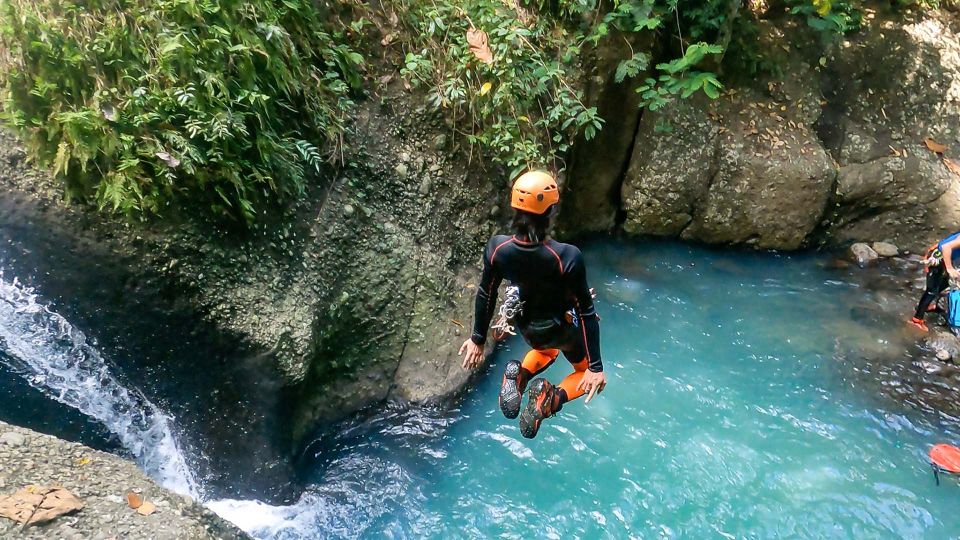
[[562, 8, 960, 253]]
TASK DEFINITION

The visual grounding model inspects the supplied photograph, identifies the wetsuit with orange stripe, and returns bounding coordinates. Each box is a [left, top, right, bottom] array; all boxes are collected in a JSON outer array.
[[471, 235, 601, 403]]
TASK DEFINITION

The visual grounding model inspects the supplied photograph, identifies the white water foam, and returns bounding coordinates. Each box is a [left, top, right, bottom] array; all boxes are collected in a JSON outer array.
[[207, 477, 401, 539], [206, 495, 321, 539], [0, 272, 200, 498]]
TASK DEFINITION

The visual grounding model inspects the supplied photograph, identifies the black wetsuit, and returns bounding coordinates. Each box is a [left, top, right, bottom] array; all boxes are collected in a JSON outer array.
[[471, 235, 602, 372], [915, 262, 949, 320], [915, 232, 960, 320]]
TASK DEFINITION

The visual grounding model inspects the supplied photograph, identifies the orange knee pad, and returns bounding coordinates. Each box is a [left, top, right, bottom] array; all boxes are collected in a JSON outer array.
[[521, 348, 559, 374]]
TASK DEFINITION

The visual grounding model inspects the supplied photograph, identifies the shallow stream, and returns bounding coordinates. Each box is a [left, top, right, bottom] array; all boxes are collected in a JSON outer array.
[[4, 238, 960, 538]]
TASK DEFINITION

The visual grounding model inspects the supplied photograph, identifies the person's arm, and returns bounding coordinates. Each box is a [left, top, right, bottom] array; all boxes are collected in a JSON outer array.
[[460, 239, 503, 369], [566, 248, 606, 402], [471, 242, 503, 345], [945, 238, 960, 278], [567, 250, 602, 373]]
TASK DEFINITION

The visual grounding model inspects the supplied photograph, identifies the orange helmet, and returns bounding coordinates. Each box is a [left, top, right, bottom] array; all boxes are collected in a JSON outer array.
[[511, 171, 559, 215]]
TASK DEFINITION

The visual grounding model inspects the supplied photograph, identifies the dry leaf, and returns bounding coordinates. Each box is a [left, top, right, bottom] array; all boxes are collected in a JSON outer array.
[[944, 157, 960, 178], [924, 137, 948, 154], [479, 82, 492, 96], [101, 103, 117, 122], [155, 152, 180, 168], [451, 319, 465, 329], [74, 456, 91, 466], [0, 486, 84, 526], [126, 492, 143, 509], [136, 501, 157, 516], [388, 11, 399, 27], [466, 29, 494, 65], [889, 145, 901, 157]]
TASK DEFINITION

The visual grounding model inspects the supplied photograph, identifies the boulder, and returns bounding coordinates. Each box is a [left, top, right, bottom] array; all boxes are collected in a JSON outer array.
[[621, 101, 720, 237], [850, 242, 879, 266], [622, 86, 836, 249], [819, 12, 960, 251], [872, 241, 900, 257], [926, 330, 960, 362]]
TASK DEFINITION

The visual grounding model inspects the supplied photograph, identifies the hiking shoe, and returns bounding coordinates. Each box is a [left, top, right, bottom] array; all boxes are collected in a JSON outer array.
[[519, 378, 557, 439], [909, 317, 929, 332], [499, 360, 523, 419]]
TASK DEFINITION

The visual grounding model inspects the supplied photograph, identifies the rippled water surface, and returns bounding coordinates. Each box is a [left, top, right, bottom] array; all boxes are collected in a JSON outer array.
[[207, 240, 960, 538]]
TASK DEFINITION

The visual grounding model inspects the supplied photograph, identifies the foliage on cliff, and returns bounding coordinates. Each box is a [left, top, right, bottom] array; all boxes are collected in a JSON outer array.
[[0, 0, 361, 221], [0, 0, 940, 221], [386, 0, 726, 173]]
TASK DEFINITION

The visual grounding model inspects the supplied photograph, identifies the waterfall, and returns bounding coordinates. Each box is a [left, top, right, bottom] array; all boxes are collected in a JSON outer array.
[[0, 271, 201, 498]]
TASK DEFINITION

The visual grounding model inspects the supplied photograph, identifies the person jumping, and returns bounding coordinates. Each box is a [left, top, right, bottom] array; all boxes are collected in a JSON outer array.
[[911, 231, 960, 332], [458, 171, 605, 439]]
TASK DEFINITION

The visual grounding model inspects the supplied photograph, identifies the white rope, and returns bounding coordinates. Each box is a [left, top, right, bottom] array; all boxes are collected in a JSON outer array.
[[491, 286, 523, 336]]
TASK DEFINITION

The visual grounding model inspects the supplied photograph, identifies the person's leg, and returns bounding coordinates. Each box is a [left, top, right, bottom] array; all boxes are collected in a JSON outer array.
[[915, 263, 948, 320], [556, 359, 589, 407], [519, 348, 559, 389]]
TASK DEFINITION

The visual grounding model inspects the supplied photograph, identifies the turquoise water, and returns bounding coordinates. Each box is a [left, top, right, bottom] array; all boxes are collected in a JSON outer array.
[[210, 240, 960, 539]]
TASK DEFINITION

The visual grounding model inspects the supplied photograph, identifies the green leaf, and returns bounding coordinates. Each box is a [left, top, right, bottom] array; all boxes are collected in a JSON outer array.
[[159, 38, 183, 55]]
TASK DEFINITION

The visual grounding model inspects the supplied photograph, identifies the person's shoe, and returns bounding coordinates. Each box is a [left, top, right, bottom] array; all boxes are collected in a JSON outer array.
[[499, 360, 523, 419], [909, 317, 929, 332], [519, 378, 558, 439]]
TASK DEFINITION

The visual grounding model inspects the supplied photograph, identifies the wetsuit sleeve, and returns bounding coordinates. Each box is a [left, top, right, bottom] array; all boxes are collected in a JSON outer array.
[[471, 240, 503, 345], [567, 250, 602, 372]]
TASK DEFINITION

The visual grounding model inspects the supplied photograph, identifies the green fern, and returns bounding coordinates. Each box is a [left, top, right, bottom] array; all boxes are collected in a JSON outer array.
[[0, 0, 362, 223]]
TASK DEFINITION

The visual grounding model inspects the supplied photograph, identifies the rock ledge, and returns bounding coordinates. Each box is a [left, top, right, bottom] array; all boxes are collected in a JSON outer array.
[[0, 422, 246, 540]]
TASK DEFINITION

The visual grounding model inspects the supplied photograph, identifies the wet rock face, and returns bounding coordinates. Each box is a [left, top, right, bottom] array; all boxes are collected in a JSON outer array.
[[608, 18, 842, 249], [281, 100, 504, 443], [0, 93, 504, 452]]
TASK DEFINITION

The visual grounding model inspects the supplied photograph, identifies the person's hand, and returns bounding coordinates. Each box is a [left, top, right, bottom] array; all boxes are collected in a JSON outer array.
[[578, 370, 607, 404], [949, 267, 960, 281], [459, 339, 485, 370]]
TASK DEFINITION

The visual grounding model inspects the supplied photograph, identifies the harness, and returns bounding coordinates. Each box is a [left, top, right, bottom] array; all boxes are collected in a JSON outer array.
[[924, 245, 943, 273], [491, 286, 523, 338]]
